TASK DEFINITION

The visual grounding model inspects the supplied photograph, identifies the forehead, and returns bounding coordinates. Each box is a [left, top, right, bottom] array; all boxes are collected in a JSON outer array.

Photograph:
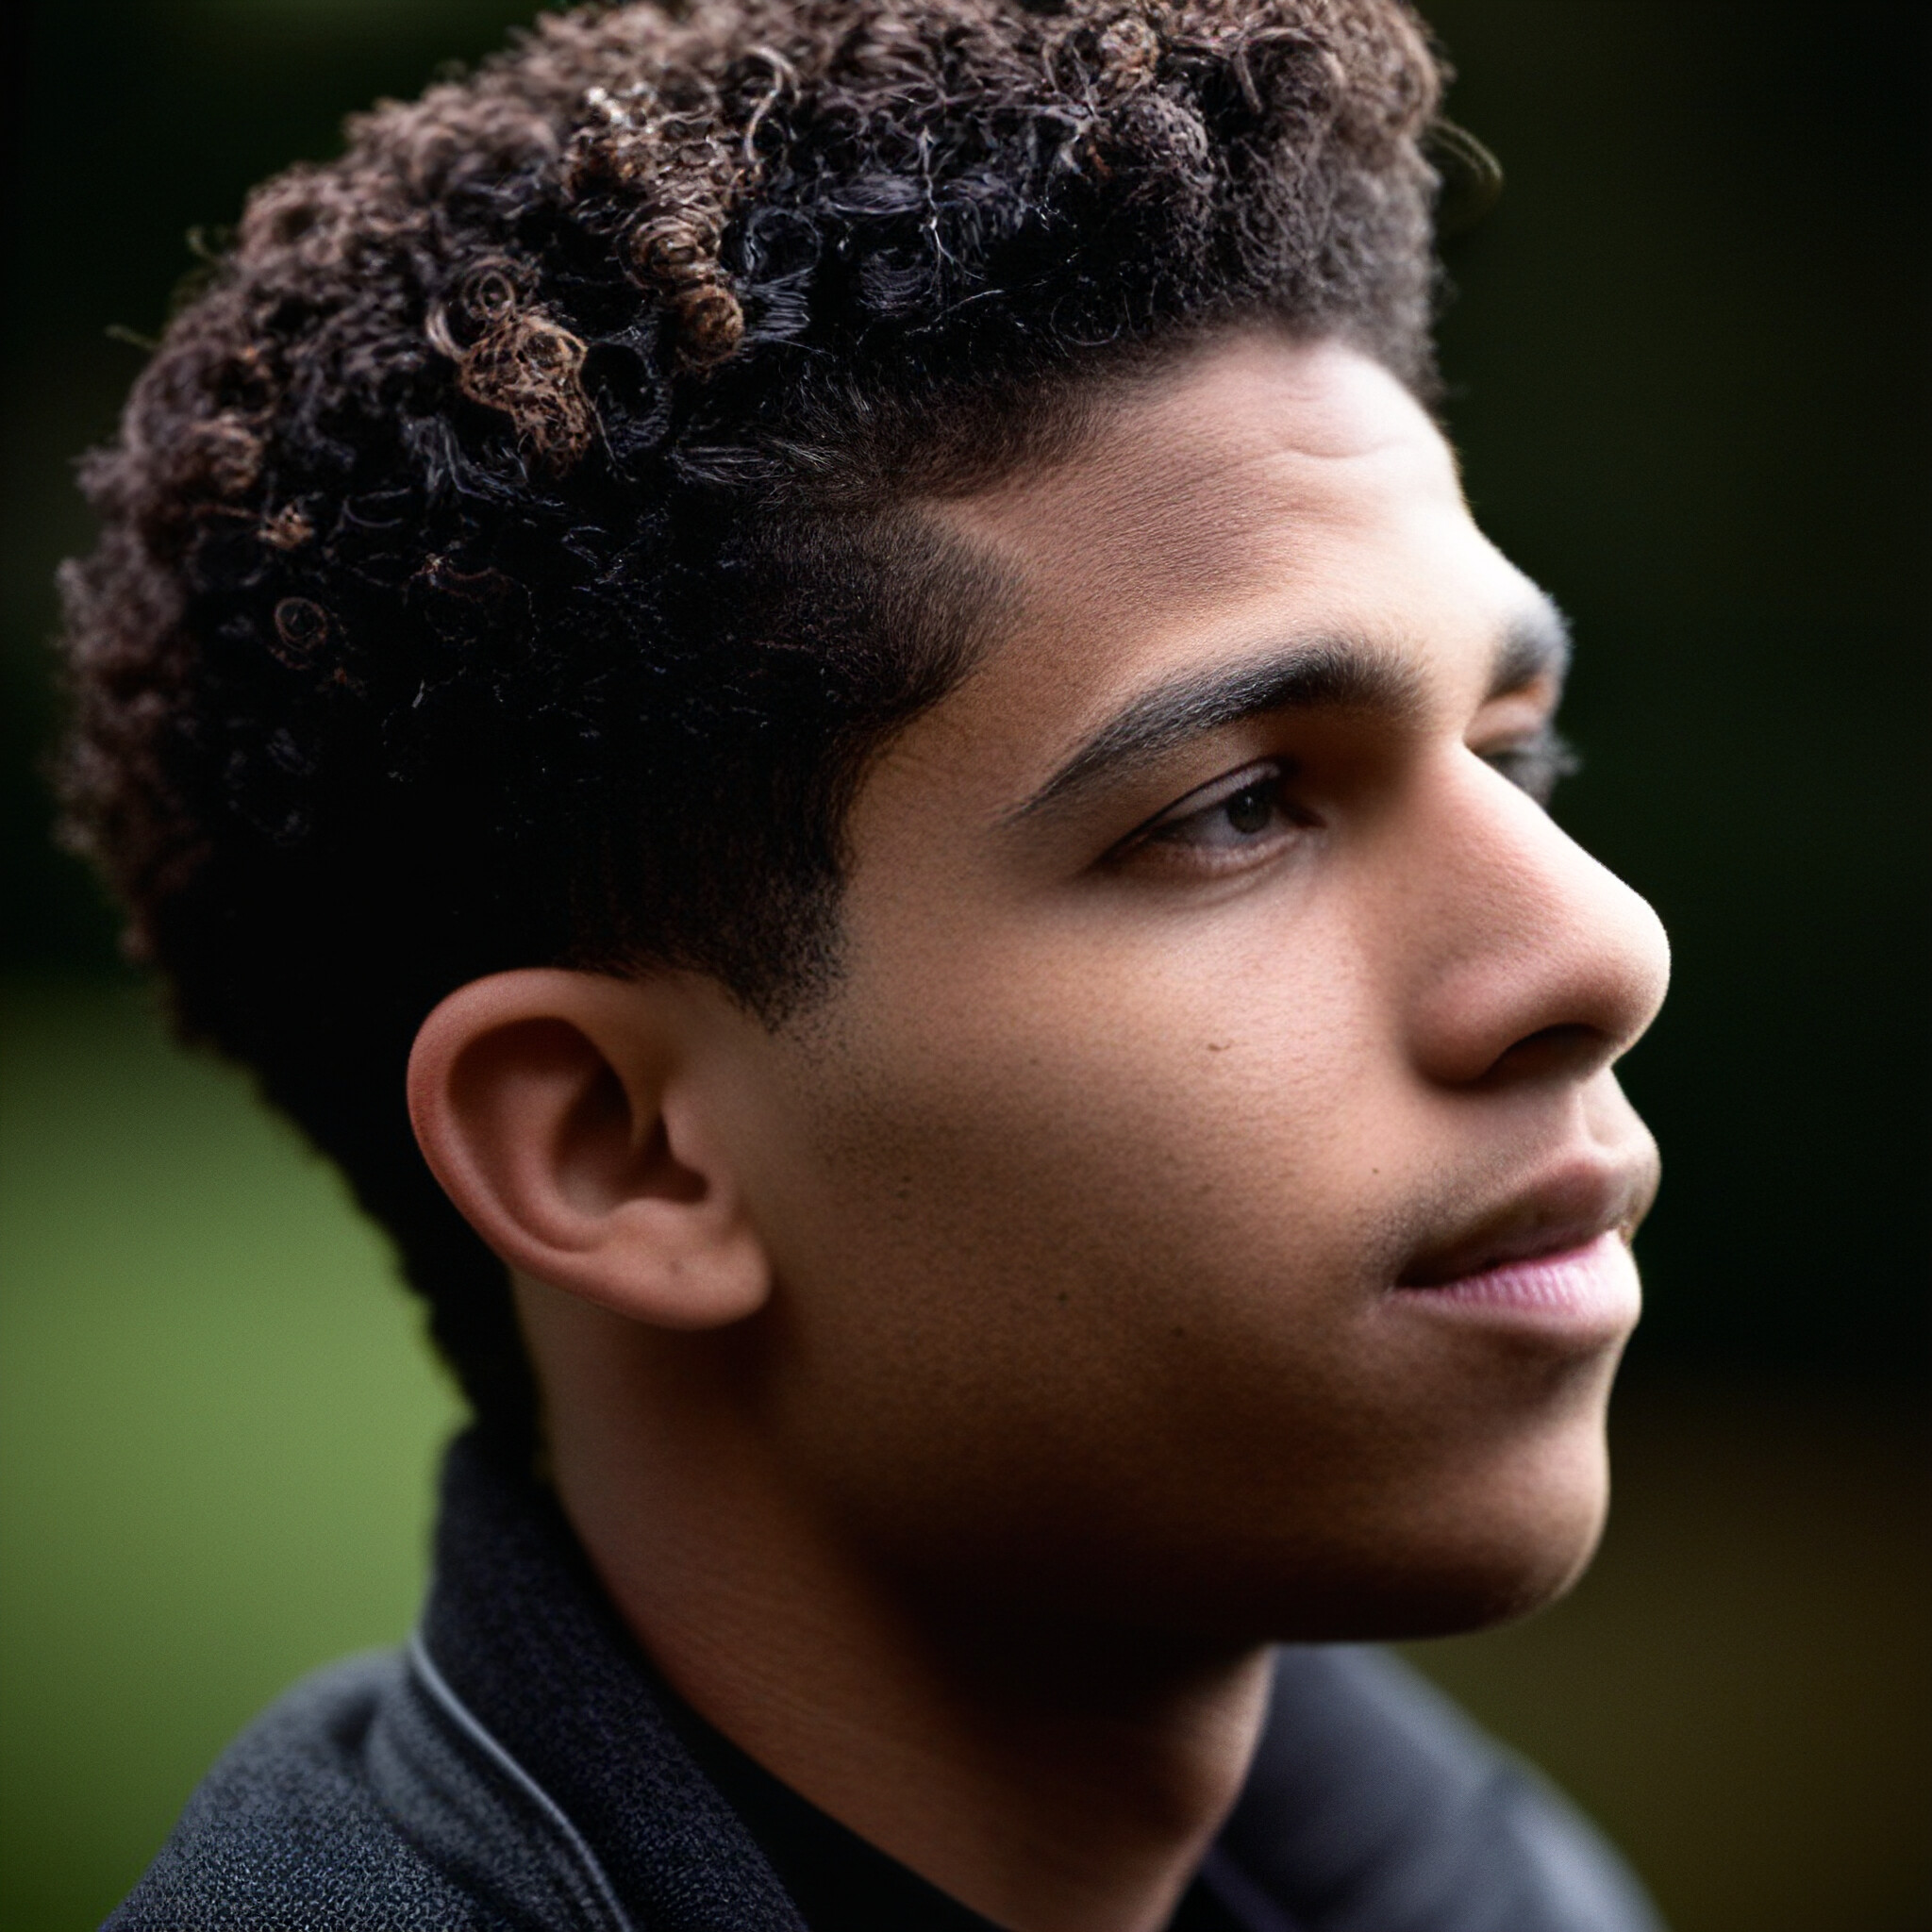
[[906, 332, 1539, 805], [949, 332, 1460, 606]]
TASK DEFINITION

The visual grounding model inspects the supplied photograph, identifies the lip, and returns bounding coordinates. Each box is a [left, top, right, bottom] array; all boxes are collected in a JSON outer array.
[[1387, 1229, 1641, 1341], [1386, 1153, 1657, 1341]]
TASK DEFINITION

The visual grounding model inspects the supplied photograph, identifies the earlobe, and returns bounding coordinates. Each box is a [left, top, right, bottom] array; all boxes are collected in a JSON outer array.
[[407, 969, 771, 1329]]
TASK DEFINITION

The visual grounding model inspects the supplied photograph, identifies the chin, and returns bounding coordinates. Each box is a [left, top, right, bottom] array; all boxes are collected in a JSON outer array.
[[1124, 1393, 1618, 1648], [1278, 1422, 1616, 1644], [1339, 1508, 1608, 1642], [1231, 1514, 1608, 1648]]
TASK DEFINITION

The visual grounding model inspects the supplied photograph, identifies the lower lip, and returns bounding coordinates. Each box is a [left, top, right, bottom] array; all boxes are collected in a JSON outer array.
[[1389, 1231, 1641, 1341]]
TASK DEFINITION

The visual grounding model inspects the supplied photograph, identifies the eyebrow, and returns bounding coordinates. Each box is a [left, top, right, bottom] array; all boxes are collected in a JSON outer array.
[[1488, 601, 1573, 701], [1005, 602, 1573, 826]]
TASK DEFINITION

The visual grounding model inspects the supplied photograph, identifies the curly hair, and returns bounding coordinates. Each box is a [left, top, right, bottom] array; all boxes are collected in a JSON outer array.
[[58, 0, 1447, 1447]]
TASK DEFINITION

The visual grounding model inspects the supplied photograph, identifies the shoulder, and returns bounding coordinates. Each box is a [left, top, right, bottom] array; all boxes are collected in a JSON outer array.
[[104, 1650, 512, 1932], [1220, 1646, 1663, 1932]]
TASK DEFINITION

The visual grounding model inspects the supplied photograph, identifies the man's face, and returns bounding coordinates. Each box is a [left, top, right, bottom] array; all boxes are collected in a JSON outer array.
[[709, 331, 1668, 1642]]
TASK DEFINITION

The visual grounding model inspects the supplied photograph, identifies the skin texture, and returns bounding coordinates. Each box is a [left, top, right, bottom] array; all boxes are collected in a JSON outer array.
[[408, 330, 1669, 1932]]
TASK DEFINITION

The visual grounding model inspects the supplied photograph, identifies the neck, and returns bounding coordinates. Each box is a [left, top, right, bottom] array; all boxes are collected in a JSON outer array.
[[523, 1281, 1273, 1932]]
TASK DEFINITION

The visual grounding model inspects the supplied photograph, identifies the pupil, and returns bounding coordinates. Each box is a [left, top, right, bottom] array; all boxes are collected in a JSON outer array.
[[1224, 783, 1274, 835]]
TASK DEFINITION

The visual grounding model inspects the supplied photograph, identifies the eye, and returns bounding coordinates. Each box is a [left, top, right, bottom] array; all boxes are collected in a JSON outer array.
[[1481, 725, 1580, 807], [1116, 759, 1313, 867]]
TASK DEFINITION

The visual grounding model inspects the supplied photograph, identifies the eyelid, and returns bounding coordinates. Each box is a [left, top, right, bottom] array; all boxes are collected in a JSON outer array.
[[1477, 723, 1580, 805], [1471, 688, 1557, 742], [1110, 758, 1289, 857]]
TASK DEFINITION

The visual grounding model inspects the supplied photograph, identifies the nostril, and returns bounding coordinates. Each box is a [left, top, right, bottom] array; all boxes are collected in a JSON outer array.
[[1483, 1022, 1610, 1087]]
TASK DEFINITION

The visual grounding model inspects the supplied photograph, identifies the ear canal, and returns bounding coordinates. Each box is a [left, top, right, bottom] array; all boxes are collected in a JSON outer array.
[[548, 1036, 714, 1218], [406, 968, 771, 1328], [637, 1112, 707, 1205]]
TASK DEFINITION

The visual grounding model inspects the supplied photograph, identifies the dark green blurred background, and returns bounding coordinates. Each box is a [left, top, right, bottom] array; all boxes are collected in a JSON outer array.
[[2, 3, 1925, 1929]]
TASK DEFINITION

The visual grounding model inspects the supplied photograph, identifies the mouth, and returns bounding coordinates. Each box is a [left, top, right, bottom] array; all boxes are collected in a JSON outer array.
[[1390, 1228, 1639, 1331], [1388, 1159, 1656, 1340]]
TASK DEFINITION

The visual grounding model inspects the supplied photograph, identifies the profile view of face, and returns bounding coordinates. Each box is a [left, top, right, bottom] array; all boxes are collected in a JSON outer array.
[[689, 329, 1670, 1645]]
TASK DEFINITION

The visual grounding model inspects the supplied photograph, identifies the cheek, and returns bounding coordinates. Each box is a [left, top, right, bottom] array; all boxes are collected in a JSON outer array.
[[739, 918, 1407, 1519], [728, 908, 1619, 1639], [808, 915, 1378, 1295]]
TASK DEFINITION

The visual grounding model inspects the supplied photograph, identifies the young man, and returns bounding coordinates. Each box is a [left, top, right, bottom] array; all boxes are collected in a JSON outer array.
[[61, 2, 1670, 1926]]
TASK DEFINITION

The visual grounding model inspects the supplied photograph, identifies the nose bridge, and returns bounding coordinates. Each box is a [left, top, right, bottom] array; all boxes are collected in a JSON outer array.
[[1394, 757, 1671, 1086]]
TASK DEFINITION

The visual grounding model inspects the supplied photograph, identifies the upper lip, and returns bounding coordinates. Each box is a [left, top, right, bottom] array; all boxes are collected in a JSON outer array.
[[1395, 1153, 1658, 1290]]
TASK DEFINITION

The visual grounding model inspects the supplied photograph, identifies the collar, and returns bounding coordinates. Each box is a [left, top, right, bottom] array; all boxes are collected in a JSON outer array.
[[415, 1430, 1299, 1932]]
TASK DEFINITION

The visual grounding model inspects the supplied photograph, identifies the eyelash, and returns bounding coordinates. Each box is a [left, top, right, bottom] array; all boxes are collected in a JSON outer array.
[[1116, 759, 1313, 868], [1481, 726, 1580, 806], [1110, 722, 1578, 874]]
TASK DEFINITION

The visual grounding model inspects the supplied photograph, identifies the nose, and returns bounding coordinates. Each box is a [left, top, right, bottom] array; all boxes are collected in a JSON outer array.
[[1397, 754, 1671, 1091]]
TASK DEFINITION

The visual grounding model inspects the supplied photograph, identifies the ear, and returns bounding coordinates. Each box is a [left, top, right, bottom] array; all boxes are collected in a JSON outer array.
[[407, 969, 770, 1329]]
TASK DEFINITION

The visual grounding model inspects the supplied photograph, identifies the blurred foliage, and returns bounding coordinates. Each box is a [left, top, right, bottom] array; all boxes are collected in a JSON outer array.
[[2, 982, 1924, 1932], [1410, 1381, 1929, 1932], [5, 0, 1924, 1378], [1419, 0, 1927, 1383], [0, 4, 1926, 1928], [0, 986, 462, 1932]]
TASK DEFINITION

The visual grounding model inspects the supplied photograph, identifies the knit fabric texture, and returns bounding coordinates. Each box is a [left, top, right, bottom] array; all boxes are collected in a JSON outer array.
[[107, 1432, 1663, 1931]]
